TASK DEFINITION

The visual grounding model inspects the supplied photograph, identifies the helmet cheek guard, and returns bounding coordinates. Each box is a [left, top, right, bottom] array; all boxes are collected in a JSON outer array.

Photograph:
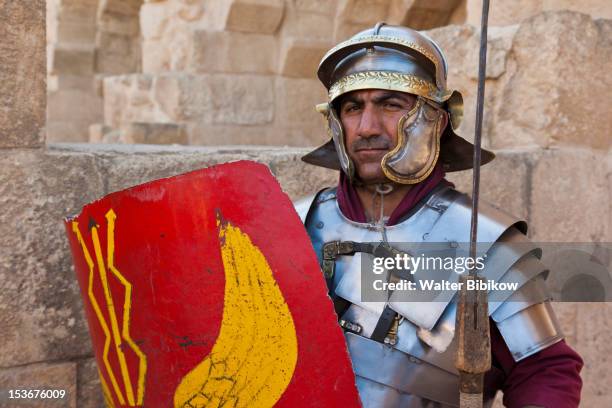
[[382, 97, 445, 184], [327, 106, 355, 181]]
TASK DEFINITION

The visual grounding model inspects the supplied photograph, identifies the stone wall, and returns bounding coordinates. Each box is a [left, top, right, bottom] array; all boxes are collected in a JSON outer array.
[[46, 0, 143, 143], [47, 0, 612, 148], [46, 0, 465, 145], [99, 3, 612, 153], [429, 11, 611, 153], [463, 0, 612, 27]]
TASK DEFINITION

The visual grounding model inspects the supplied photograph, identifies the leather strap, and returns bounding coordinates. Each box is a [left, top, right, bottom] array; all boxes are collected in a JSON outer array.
[[371, 305, 397, 342]]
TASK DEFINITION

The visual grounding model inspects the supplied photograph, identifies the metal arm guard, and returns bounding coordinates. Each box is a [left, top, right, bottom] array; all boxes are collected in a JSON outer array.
[[294, 185, 564, 408]]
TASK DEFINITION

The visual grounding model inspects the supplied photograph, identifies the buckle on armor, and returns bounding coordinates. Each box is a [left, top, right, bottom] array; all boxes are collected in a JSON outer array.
[[339, 319, 363, 334], [322, 241, 359, 279]]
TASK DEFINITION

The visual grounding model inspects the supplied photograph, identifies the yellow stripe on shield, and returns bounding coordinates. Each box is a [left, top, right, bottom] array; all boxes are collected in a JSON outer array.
[[174, 222, 298, 408]]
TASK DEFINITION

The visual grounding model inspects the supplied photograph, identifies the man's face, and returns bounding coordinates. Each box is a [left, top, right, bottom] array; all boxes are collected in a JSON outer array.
[[338, 89, 417, 184]]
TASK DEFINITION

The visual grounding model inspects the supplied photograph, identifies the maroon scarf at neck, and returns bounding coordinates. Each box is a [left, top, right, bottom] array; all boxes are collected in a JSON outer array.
[[336, 162, 450, 226]]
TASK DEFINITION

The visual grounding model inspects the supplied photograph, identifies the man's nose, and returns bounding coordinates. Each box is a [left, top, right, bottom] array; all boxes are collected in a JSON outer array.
[[357, 105, 383, 138]]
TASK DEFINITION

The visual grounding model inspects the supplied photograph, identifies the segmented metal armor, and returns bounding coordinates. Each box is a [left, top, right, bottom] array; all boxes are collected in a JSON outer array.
[[295, 187, 563, 407]]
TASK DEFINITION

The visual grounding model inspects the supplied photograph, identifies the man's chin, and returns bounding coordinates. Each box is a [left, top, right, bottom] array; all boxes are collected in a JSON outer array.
[[355, 170, 390, 185]]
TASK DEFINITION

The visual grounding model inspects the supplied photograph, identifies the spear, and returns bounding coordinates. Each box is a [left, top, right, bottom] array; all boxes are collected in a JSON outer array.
[[455, 0, 491, 407]]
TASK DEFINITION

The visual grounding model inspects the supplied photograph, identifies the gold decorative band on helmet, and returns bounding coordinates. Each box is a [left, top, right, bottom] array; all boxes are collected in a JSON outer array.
[[320, 35, 443, 85], [328, 71, 452, 104]]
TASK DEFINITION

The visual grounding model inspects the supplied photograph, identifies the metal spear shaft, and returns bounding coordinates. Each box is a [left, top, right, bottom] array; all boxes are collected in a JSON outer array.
[[455, 0, 491, 407]]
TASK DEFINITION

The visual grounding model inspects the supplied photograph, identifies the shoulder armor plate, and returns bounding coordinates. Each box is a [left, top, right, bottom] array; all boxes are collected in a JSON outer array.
[[292, 187, 334, 224]]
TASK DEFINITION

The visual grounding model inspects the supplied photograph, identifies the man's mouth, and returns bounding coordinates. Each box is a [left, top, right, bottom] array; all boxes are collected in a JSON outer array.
[[354, 148, 389, 154], [354, 146, 389, 152]]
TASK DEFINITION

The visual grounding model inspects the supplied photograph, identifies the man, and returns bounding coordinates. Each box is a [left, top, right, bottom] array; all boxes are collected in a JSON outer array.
[[295, 23, 582, 408]]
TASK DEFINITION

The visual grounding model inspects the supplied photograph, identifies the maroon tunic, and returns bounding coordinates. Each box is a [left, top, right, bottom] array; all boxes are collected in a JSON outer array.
[[336, 164, 583, 408]]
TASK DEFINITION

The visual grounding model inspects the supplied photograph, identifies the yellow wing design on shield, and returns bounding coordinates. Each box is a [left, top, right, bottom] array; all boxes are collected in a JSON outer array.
[[173, 222, 298, 408]]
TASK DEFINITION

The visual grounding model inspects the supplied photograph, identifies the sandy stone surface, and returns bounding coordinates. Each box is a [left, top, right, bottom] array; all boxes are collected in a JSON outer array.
[[0, 361, 77, 407], [427, 12, 612, 152], [465, 0, 612, 27], [0, 0, 46, 148]]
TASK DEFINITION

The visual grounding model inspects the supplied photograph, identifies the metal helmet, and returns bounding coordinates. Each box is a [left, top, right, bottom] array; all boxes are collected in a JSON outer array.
[[302, 22, 495, 184]]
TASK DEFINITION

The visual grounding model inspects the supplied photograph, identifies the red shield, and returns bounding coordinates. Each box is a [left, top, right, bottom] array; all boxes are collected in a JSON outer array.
[[65, 161, 360, 407]]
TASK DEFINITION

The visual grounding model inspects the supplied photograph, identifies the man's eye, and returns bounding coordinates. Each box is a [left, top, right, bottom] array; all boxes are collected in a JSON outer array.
[[344, 105, 360, 113], [384, 102, 402, 109]]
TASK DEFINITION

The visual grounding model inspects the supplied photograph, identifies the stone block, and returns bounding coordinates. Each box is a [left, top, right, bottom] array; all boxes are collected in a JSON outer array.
[[426, 24, 516, 147], [89, 144, 337, 201], [50, 44, 95, 76], [0, 0, 46, 148], [280, 8, 335, 40], [0, 149, 105, 366], [88, 123, 113, 143], [281, 124, 329, 146], [0, 361, 77, 407], [412, 0, 461, 12], [223, 0, 284, 34], [466, 0, 542, 27], [402, 8, 451, 30], [279, 38, 332, 78], [95, 32, 140, 74], [99, 147, 242, 193], [46, 120, 91, 143], [120, 122, 188, 144], [102, 129, 122, 143], [98, 10, 141, 36], [176, 0, 205, 22], [108, 73, 275, 128], [139, 1, 170, 40], [386, 0, 414, 25], [274, 77, 327, 126], [96, 31, 132, 57], [446, 149, 531, 221], [190, 30, 277, 74], [447, 0, 467, 25], [55, 20, 97, 46], [336, 0, 389, 24], [187, 121, 327, 147], [103, 75, 133, 128], [608, 150, 612, 242], [466, 0, 612, 27], [153, 73, 275, 125], [489, 12, 611, 151], [98, 0, 142, 16], [151, 74, 207, 122], [426, 13, 611, 152], [269, 150, 338, 199], [187, 123, 280, 146], [529, 148, 609, 242], [333, 21, 373, 42], [57, 1, 97, 24], [542, 0, 612, 21], [552, 302, 578, 346], [292, 0, 338, 14], [47, 89, 103, 124], [103, 74, 166, 128], [76, 358, 105, 408], [575, 303, 612, 406], [48, 75, 95, 92], [388, 0, 461, 29], [141, 39, 171, 73]]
